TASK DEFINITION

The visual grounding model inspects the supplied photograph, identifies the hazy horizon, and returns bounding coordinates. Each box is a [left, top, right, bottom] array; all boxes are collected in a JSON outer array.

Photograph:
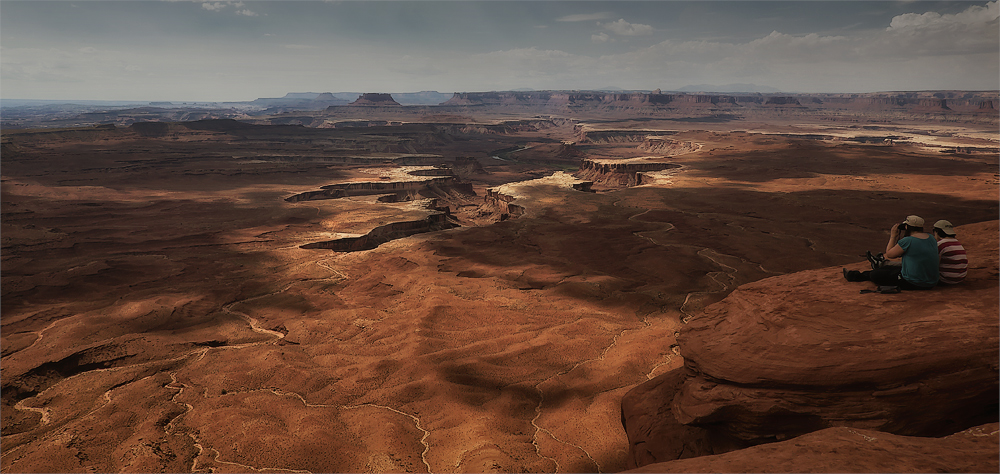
[[1, 1, 998, 102]]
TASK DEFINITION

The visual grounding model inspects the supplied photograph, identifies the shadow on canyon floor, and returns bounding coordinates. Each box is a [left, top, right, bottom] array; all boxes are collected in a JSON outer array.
[[683, 142, 998, 183], [424, 185, 998, 317]]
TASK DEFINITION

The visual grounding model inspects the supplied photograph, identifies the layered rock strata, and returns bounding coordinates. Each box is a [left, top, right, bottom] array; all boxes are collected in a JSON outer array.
[[285, 169, 474, 203], [576, 159, 680, 186], [576, 129, 666, 143], [622, 220, 1000, 469], [476, 171, 592, 221], [300, 209, 457, 252], [637, 137, 701, 155], [441, 90, 998, 113], [481, 189, 524, 221]]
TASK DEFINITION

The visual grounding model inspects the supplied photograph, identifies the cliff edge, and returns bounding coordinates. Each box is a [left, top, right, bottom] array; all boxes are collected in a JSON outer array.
[[622, 220, 999, 472]]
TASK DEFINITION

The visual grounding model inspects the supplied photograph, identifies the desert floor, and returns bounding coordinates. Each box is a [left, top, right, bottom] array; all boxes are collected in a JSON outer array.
[[2, 115, 997, 472]]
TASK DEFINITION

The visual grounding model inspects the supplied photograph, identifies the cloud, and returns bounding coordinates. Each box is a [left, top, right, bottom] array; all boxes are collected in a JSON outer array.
[[601, 19, 653, 36], [591, 33, 612, 44], [876, 1, 998, 56], [589, 2, 997, 91], [556, 12, 613, 22], [888, 0, 997, 30], [201, 1, 253, 15], [201, 2, 226, 12]]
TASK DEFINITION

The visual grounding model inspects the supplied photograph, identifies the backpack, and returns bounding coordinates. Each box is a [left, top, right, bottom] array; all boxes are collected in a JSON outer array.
[[866, 250, 890, 270]]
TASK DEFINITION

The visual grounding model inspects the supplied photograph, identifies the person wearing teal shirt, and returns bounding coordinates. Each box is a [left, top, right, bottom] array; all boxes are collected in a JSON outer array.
[[845, 215, 939, 289]]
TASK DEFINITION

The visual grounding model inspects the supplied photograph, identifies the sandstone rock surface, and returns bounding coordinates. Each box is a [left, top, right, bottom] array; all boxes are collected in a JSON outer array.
[[625, 422, 999, 473], [623, 220, 999, 469]]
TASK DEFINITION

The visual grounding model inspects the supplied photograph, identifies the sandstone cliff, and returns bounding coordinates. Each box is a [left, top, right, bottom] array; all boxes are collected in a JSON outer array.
[[435, 90, 997, 123], [622, 220, 999, 471], [480, 189, 524, 221], [636, 137, 701, 155], [576, 159, 679, 186], [300, 210, 457, 252]]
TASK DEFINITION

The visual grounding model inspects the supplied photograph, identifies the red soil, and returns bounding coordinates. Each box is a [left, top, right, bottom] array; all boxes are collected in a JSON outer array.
[[2, 111, 996, 472]]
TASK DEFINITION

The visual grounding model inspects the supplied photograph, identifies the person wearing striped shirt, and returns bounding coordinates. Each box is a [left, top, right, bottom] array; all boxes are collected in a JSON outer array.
[[933, 220, 968, 285]]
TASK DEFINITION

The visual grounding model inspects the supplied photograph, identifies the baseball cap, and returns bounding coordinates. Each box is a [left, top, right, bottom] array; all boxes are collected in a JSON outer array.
[[933, 219, 956, 236], [903, 215, 924, 227]]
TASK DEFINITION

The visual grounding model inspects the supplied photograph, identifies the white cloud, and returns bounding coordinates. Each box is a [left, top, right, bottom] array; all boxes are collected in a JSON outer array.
[[744, 31, 849, 59], [601, 19, 653, 36], [201, 2, 226, 12], [201, 1, 254, 15], [591, 33, 611, 44], [888, 0, 997, 30], [3, 0, 996, 98], [877, 1, 999, 56], [588, 2, 997, 92], [556, 12, 613, 22]]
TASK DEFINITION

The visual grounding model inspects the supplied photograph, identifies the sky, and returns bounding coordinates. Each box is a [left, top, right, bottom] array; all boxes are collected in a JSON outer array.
[[1, 0, 998, 101]]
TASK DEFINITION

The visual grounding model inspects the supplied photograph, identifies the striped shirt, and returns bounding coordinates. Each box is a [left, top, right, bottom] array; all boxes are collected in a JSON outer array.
[[937, 237, 968, 284]]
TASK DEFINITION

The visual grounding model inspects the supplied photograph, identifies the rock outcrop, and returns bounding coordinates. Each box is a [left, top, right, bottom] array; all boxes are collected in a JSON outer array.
[[480, 189, 524, 221], [285, 167, 474, 203], [446, 119, 563, 135], [622, 220, 999, 470], [625, 423, 999, 473], [349, 93, 401, 106], [576, 159, 679, 186], [764, 96, 802, 106], [434, 90, 997, 124], [300, 208, 457, 252], [636, 137, 700, 155], [575, 128, 666, 143], [250, 92, 349, 111]]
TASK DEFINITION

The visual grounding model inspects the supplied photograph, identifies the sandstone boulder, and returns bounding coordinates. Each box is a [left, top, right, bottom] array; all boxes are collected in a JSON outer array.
[[622, 220, 999, 469]]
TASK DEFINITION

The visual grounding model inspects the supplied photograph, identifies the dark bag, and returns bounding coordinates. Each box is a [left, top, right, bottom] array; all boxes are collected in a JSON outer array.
[[861, 285, 901, 294], [866, 250, 890, 270]]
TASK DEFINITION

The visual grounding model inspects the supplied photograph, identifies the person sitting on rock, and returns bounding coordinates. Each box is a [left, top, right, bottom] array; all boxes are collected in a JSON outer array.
[[933, 219, 968, 285], [844, 215, 939, 290]]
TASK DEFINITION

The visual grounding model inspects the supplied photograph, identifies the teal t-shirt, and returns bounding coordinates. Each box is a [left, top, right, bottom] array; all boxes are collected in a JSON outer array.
[[898, 234, 939, 287]]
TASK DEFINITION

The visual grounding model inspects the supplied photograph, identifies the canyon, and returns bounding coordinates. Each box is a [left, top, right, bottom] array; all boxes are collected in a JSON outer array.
[[2, 91, 998, 473]]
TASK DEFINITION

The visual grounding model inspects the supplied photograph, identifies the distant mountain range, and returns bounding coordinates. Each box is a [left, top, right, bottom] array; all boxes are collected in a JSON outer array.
[[0, 91, 457, 109], [674, 83, 781, 93], [293, 91, 454, 106], [501, 85, 780, 93]]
